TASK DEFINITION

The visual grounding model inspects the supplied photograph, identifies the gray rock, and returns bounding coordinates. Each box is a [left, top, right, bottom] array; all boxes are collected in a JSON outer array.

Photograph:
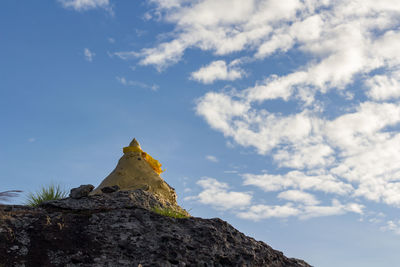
[[101, 185, 120, 193], [0, 190, 312, 267], [69, 184, 94, 199]]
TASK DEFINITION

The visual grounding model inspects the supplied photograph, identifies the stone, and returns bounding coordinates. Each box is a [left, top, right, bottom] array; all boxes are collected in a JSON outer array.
[[91, 138, 184, 215], [101, 185, 120, 193], [0, 190, 312, 266], [69, 184, 94, 199]]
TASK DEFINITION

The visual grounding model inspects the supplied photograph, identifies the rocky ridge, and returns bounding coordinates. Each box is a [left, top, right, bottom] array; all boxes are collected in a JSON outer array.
[[0, 188, 312, 267]]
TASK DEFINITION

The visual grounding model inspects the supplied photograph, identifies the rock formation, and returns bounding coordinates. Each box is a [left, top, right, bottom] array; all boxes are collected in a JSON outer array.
[[91, 138, 185, 215], [0, 139, 312, 266], [0, 189, 311, 267]]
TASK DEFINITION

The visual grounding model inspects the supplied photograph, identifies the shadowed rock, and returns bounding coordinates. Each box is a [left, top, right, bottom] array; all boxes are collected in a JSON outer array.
[[101, 185, 120, 193], [0, 190, 312, 267], [69, 184, 94, 199]]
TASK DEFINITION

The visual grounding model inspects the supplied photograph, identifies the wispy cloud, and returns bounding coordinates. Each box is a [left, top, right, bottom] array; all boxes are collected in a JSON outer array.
[[84, 48, 95, 62], [205, 155, 218, 162], [116, 76, 159, 91], [223, 170, 238, 174], [380, 220, 400, 235], [58, 0, 112, 12]]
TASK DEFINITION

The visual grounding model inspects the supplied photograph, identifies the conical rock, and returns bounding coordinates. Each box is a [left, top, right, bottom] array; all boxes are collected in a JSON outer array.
[[91, 139, 184, 214]]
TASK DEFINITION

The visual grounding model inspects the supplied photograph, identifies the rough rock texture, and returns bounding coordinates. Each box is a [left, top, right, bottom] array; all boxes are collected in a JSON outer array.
[[0, 190, 312, 267], [91, 139, 180, 214], [101, 185, 120, 194], [69, 184, 94, 199]]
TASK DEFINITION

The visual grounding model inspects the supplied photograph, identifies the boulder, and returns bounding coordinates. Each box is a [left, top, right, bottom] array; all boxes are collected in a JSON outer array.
[[69, 184, 94, 199]]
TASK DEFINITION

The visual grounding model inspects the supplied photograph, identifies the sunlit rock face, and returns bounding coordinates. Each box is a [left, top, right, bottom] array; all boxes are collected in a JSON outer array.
[[91, 138, 179, 210]]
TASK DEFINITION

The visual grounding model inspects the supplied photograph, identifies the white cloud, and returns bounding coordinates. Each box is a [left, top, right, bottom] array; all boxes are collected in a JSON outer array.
[[116, 76, 159, 91], [243, 171, 353, 195], [365, 71, 400, 101], [185, 177, 252, 210], [191, 60, 245, 84], [84, 48, 95, 62], [134, 0, 400, 221], [195, 92, 249, 136], [188, 178, 363, 221], [380, 220, 400, 235], [205, 155, 218, 163], [58, 0, 111, 12], [237, 199, 364, 221], [28, 138, 36, 143], [237, 203, 301, 221], [301, 199, 364, 220], [278, 190, 320, 205]]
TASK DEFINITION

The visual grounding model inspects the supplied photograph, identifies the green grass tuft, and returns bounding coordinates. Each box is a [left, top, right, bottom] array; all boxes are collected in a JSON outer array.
[[151, 206, 189, 219], [26, 184, 68, 207]]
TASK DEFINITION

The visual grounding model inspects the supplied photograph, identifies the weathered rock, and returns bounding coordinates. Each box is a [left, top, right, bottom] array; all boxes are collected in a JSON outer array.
[[0, 190, 312, 267], [91, 138, 188, 217], [91, 139, 177, 206], [101, 185, 120, 193], [69, 184, 94, 199]]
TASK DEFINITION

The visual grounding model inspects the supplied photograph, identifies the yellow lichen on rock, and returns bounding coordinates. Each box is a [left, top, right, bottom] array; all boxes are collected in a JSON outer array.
[[91, 138, 186, 215], [122, 145, 164, 175]]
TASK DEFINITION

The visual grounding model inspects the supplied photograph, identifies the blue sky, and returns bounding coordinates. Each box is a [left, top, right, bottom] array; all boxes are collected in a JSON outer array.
[[1, 0, 400, 266]]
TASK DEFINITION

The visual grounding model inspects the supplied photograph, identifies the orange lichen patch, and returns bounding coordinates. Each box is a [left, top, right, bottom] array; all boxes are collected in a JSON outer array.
[[123, 146, 165, 175], [122, 146, 142, 154]]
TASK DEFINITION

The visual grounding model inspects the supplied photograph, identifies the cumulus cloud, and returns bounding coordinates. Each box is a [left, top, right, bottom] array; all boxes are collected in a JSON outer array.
[[365, 71, 400, 100], [134, 0, 400, 221], [185, 177, 252, 210], [277, 190, 320, 205], [58, 0, 111, 12], [301, 199, 364, 220], [243, 171, 353, 195], [237, 203, 301, 221], [187, 177, 363, 221], [237, 199, 363, 221], [191, 60, 245, 84], [84, 48, 95, 62]]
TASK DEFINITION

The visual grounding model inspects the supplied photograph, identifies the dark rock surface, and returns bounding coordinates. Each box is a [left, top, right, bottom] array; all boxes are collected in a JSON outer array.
[[101, 185, 120, 194], [0, 189, 312, 267], [69, 184, 94, 199]]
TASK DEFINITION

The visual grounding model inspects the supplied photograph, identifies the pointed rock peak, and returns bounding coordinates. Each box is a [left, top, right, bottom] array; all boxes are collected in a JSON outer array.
[[91, 138, 183, 215], [129, 138, 141, 149]]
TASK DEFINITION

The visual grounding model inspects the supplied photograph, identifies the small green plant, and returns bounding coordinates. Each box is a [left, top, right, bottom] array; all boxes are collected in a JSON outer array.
[[26, 184, 68, 207], [151, 206, 189, 219]]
